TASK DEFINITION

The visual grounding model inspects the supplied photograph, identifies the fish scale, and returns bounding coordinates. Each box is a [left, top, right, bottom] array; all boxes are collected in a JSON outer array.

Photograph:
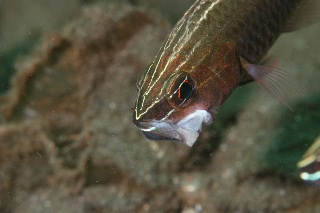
[[221, 0, 298, 63], [142, 0, 301, 93]]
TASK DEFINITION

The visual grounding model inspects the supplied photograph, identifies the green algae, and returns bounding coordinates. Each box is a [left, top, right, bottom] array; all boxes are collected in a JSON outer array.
[[265, 92, 320, 177], [0, 40, 37, 93]]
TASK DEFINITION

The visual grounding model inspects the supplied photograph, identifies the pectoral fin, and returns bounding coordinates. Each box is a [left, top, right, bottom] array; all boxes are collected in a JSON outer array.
[[241, 58, 302, 110]]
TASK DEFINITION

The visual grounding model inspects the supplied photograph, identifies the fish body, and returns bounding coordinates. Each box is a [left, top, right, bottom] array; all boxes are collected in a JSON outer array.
[[297, 135, 320, 187], [133, 0, 319, 146]]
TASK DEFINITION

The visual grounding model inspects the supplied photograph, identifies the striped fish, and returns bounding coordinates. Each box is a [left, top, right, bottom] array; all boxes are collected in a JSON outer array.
[[298, 135, 320, 187], [133, 0, 320, 146]]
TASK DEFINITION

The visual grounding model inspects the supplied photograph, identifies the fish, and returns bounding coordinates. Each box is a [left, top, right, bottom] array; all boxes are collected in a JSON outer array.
[[132, 0, 320, 147], [297, 135, 320, 187]]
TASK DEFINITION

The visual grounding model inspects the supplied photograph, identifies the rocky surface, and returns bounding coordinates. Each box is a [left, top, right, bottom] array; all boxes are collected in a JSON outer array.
[[0, 2, 320, 213], [0, 0, 193, 54], [0, 0, 82, 53]]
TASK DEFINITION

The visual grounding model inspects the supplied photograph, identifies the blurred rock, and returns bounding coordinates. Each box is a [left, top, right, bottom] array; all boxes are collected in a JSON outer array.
[[0, 0, 82, 53], [0, 2, 320, 213], [0, 0, 193, 54], [136, 0, 195, 23], [0, 3, 181, 212]]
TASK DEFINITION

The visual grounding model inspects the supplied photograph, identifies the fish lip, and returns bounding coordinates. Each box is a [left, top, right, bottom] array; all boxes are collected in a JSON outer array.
[[132, 117, 157, 131], [133, 119, 182, 141], [133, 109, 214, 146], [142, 130, 179, 141], [144, 121, 182, 141]]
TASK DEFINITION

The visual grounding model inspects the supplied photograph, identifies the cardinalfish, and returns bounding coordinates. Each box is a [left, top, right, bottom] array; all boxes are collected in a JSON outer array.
[[132, 0, 320, 147], [297, 135, 320, 187]]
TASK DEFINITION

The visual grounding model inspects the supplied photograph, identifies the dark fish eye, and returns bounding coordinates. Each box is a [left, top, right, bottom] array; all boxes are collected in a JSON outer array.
[[167, 73, 195, 107]]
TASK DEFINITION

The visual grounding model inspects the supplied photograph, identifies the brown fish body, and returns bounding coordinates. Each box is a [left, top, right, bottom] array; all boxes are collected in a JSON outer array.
[[133, 0, 318, 146], [150, 0, 300, 104]]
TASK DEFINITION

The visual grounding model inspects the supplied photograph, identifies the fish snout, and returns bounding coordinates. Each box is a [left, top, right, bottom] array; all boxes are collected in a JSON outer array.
[[132, 113, 143, 128], [132, 112, 180, 141]]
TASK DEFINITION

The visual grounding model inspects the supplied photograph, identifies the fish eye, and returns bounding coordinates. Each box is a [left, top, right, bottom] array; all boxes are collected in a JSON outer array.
[[166, 73, 195, 107]]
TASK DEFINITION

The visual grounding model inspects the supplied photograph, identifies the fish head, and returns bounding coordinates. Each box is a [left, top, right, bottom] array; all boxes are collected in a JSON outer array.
[[133, 62, 223, 147]]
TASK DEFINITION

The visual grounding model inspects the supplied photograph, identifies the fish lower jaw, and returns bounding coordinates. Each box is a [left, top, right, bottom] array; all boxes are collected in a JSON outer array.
[[140, 109, 212, 147]]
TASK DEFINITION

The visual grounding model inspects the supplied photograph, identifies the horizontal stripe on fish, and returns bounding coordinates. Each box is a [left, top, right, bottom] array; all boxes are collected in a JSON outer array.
[[133, 0, 320, 146]]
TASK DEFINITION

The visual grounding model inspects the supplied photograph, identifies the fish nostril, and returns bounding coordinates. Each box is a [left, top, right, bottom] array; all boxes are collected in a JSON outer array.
[[132, 114, 142, 128], [132, 112, 150, 129]]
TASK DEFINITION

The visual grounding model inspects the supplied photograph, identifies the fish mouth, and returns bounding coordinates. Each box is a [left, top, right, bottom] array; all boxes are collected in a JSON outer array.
[[141, 126, 180, 141], [133, 110, 213, 147], [135, 121, 181, 141]]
